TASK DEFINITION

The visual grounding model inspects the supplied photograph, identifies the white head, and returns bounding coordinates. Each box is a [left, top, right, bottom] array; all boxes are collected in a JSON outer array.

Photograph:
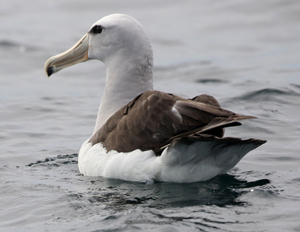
[[45, 14, 153, 80], [88, 14, 153, 68], [44, 14, 154, 132]]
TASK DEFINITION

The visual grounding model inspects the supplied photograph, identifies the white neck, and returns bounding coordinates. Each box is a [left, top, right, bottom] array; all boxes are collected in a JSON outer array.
[[93, 53, 153, 134]]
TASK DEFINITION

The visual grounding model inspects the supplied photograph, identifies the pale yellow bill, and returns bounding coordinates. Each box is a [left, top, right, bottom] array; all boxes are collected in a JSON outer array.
[[44, 33, 89, 77]]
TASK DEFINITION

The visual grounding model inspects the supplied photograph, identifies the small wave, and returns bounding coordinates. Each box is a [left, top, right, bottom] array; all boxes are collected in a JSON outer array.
[[0, 40, 39, 52], [195, 78, 228, 84], [27, 154, 78, 167], [291, 83, 300, 90], [0, 40, 20, 48], [233, 87, 300, 103]]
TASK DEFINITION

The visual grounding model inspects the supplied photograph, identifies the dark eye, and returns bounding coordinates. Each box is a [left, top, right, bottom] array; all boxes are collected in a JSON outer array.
[[90, 25, 103, 34]]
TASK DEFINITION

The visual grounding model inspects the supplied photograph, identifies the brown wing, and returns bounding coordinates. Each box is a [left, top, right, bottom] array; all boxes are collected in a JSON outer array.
[[89, 90, 255, 154]]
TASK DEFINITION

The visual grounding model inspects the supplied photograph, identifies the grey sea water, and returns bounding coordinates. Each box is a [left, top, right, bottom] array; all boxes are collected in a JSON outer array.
[[1, 0, 300, 231]]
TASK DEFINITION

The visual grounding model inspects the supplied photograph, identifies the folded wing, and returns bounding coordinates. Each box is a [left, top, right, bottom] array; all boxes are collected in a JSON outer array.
[[89, 90, 261, 154]]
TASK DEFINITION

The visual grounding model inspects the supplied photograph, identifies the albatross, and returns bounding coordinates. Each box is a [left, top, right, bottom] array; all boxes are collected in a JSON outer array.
[[44, 14, 266, 183]]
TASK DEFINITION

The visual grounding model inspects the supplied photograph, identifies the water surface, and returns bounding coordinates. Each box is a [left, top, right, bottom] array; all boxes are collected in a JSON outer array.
[[1, 0, 300, 231]]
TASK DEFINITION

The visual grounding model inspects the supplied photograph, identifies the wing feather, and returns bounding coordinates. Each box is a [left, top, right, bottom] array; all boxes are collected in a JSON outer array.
[[89, 90, 258, 154]]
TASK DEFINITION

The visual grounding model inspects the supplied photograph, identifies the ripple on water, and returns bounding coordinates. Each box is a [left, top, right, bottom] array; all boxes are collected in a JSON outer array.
[[195, 79, 229, 84], [233, 87, 300, 104], [3, 152, 298, 231]]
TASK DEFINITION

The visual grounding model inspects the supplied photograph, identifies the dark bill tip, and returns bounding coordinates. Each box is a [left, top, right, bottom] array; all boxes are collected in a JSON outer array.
[[47, 66, 53, 77]]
